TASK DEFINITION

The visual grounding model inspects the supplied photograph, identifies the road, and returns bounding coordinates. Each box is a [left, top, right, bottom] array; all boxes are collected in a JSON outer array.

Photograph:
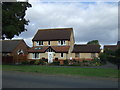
[[2, 71, 118, 88]]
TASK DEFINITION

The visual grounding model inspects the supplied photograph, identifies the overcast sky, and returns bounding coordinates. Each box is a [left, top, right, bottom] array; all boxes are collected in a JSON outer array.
[[13, 0, 119, 47]]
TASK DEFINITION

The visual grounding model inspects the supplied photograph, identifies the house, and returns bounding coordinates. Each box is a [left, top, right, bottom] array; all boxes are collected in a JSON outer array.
[[104, 45, 118, 52], [28, 28, 101, 64], [72, 44, 100, 61], [104, 41, 120, 52], [28, 28, 75, 64], [2, 39, 29, 64]]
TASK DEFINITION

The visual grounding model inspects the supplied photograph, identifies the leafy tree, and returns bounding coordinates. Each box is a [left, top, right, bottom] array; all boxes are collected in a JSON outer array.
[[101, 47, 120, 69], [87, 40, 100, 45], [2, 2, 32, 39]]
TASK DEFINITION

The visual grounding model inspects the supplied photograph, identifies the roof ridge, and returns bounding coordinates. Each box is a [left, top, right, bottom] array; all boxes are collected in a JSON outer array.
[[38, 28, 73, 31], [2, 39, 23, 41]]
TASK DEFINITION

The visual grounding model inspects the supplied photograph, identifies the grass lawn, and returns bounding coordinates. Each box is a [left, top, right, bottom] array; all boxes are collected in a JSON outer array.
[[2, 65, 119, 78]]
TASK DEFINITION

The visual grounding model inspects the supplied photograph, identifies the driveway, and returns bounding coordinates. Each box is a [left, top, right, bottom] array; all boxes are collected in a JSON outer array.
[[2, 71, 118, 88]]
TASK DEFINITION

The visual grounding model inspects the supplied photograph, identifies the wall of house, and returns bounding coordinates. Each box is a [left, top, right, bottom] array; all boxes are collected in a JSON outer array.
[[28, 52, 68, 60], [72, 53, 99, 60], [54, 53, 67, 60], [68, 31, 75, 59], [12, 40, 28, 56], [33, 41, 70, 46]]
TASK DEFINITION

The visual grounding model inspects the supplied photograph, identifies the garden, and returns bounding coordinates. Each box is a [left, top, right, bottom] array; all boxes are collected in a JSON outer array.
[[21, 57, 103, 67]]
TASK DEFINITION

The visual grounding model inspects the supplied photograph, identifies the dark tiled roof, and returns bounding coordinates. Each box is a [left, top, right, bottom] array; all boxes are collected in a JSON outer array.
[[52, 46, 70, 53], [2, 39, 23, 53], [28, 46, 48, 53], [104, 45, 118, 51], [72, 44, 100, 53], [28, 46, 70, 53], [32, 28, 73, 41]]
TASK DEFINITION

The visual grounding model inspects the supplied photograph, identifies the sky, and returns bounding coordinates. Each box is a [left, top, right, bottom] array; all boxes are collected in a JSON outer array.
[[13, 0, 119, 48]]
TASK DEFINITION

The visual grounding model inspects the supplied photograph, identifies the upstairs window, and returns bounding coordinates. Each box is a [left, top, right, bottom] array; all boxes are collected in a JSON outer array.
[[36, 41, 43, 46], [58, 40, 66, 45], [39, 41, 43, 45], [48, 41, 51, 45]]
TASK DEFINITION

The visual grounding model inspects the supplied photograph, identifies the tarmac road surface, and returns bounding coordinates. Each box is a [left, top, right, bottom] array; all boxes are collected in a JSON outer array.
[[2, 71, 118, 88]]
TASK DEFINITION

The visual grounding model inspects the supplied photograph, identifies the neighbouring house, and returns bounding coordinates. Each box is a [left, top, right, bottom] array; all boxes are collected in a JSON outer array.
[[104, 45, 118, 52], [28, 28, 101, 64], [104, 41, 120, 52], [2, 39, 29, 64], [72, 44, 100, 61]]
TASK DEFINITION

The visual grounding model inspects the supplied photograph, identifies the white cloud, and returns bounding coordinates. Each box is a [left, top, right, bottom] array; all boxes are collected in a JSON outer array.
[[14, 1, 118, 47]]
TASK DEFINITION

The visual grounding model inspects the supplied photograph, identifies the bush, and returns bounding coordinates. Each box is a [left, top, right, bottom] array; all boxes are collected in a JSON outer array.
[[39, 59, 45, 65], [42, 58, 48, 62], [50, 61, 60, 65], [21, 60, 29, 65], [90, 58, 102, 66], [29, 60, 36, 65], [99, 53, 107, 64], [64, 60, 69, 65], [34, 60, 40, 65]]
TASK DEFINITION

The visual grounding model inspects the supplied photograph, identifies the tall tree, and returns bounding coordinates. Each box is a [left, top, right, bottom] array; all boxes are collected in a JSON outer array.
[[2, 2, 32, 39], [87, 40, 100, 45]]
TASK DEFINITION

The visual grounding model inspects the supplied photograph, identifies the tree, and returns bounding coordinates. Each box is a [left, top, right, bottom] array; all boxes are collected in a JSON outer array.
[[2, 2, 32, 39], [87, 40, 100, 45], [102, 47, 120, 70]]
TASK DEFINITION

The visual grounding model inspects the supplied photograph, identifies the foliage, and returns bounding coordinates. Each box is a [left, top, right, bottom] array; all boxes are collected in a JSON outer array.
[[21, 60, 29, 65], [99, 53, 107, 64], [29, 60, 36, 65], [2, 2, 32, 39], [63, 60, 69, 65], [87, 40, 100, 45], [34, 60, 40, 65], [39, 59, 46, 65], [50, 61, 60, 65]]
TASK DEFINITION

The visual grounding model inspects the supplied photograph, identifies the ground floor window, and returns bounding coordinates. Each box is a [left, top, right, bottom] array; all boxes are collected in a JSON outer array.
[[91, 53, 96, 58], [32, 53, 40, 59], [60, 53, 64, 57], [75, 53, 79, 58]]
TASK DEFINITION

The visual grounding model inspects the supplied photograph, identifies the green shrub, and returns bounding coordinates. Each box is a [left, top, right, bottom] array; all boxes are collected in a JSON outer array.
[[41, 58, 48, 62], [21, 60, 29, 65], [50, 61, 60, 65], [90, 58, 102, 66], [64, 60, 69, 65], [34, 60, 40, 65], [39, 59, 45, 65], [29, 60, 36, 65]]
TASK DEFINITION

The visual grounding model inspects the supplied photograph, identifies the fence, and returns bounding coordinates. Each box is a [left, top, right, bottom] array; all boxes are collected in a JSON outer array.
[[2, 55, 27, 64]]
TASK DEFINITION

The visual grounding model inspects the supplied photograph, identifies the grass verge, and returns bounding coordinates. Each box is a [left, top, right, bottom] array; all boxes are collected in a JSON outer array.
[[2, 65, 119, 78]]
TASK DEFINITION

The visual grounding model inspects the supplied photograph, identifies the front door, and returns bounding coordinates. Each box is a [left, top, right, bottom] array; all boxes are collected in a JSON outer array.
[[48, 52, 53, 63]]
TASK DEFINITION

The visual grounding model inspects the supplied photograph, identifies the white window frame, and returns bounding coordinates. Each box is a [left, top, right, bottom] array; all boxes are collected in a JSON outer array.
[[35, 41, 44, 46], [58, 40, 66, 46], [48, 41, 51, 46], [36, 41, 39, 46], [60, 53, 64, 58], [39, 41, 44, 46], [32, 53, 40, 59]]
